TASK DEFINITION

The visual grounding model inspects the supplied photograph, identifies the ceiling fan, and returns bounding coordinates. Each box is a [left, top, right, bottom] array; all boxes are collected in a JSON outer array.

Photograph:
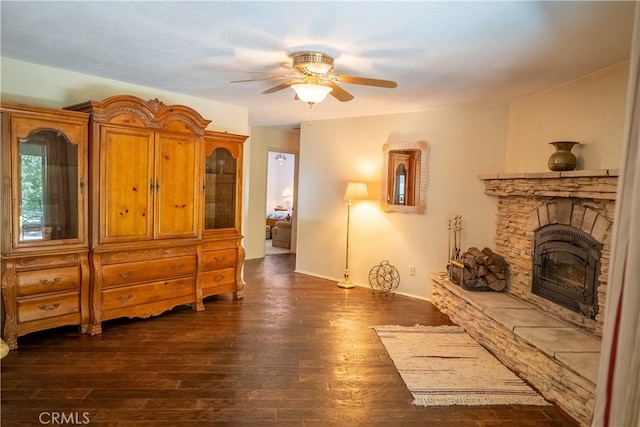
[[232, 51, 398, 105]]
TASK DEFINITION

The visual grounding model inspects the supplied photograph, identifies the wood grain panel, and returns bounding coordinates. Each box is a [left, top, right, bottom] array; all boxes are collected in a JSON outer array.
[[101, 255, 196, 288], [17, 291, 79, 323], [16, 266, 80, 297]]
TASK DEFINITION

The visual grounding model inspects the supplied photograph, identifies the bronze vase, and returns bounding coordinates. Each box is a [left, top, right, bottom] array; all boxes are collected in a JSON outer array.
[[548, 141, 578, 171]]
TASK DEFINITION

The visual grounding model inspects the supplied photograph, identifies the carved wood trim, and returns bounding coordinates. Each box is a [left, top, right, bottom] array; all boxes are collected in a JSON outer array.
[[195, 245, 205, 311], [1, 262, 18, 349], [235, 245, 246, 299], [89, 253, 103, 335], [14, 254, 81, 271], [99, 245, 197, 264], [67, 95, 211, 136]]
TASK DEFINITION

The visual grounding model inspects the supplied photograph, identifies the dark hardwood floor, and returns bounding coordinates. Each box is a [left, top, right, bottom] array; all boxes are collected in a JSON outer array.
[[1, 254, 579, 426]]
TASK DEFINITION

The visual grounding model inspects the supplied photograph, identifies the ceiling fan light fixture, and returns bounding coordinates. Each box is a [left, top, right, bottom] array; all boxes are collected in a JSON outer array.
[[291, 83, 333, 104], [292, 51, 334, 75]]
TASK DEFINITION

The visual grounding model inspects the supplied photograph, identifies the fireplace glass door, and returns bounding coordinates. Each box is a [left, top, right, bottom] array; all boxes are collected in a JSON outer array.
[[532, 225, 601, 319], [541, 246, 587, 292]]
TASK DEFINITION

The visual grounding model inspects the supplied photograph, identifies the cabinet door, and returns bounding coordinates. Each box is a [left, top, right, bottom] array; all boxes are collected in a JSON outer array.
[[154, 133, 200, 239], [9, 115, 87, 250], [100, 126, 154, 243], [204, 147, 238, 230]]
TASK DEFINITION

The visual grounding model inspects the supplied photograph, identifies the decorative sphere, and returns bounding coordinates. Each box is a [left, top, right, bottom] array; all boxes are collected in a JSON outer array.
[[369, 261, 400, 294]]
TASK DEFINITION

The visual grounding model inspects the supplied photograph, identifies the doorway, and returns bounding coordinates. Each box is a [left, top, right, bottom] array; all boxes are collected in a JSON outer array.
[[265, 151, 296, 255]]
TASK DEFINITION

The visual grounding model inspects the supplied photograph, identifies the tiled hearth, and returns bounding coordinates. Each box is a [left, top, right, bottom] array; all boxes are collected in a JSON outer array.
[[431, 169, 618, 427], [431, 276, 599, 426]]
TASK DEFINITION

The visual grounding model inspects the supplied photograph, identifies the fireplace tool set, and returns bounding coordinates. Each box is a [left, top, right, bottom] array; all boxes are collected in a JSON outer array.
[[443, 215, 465, 283]]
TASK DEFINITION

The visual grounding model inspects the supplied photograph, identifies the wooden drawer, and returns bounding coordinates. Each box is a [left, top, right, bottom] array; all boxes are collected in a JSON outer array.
[[202, 267, 236, 290], [18, 291, 80, 323], [102, 256, 196, 288], [202, 249, 237, 270], [102, 277, 195, 311], [17, 266, 81, 297]]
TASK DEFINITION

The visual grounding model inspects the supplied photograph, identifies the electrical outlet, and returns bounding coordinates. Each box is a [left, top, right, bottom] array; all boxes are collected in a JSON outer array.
[[409, 266, 415, 276]]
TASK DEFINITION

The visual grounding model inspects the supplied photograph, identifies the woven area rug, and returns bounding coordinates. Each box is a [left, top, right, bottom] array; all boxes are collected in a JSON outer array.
[[373, 325, 550, 406]]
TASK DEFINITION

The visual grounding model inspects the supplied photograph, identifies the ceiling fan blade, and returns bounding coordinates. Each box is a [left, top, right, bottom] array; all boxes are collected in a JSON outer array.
[[327, 82, 354, 102], [334, 75, 398, 88], [262, 80, 298, 94], [231, 75, 288, 83]]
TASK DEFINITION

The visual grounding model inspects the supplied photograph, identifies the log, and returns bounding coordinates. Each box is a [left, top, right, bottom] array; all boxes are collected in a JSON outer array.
[[468, 247, 488, 264], [477, 265, 489, 277], [489, 279, 507, 291], [462, 253, 477, 269], [453, 246, 509, 292], [483, 247, 508, 269], [488, 263, 502, 275], [476, 277, 488, 290], [484, 272, 498, 284], [449, 260, 477, 286]]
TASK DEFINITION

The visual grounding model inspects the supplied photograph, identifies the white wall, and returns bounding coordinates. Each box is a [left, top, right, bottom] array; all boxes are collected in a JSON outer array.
[[505, 61, 629, 172], [295, 107, 509, 299], [0, 57, 249, 135]]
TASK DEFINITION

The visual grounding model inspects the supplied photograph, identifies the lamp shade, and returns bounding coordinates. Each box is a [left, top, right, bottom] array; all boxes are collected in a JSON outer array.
[[344, 182, 369, 201], [281, 187, 294, 197], [291, 84, 333, 104]]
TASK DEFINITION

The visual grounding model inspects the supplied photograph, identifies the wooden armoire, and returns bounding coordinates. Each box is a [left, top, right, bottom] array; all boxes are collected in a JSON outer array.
[[1, 95, 247, 346]]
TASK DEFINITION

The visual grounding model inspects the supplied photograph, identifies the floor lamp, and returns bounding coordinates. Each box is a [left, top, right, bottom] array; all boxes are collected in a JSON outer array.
[[338, 182, 369, 288]]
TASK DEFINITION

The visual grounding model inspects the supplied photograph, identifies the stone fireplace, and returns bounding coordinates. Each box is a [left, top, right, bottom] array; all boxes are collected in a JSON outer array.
[[481, 169, 617, 337], [430, 169, 618, 426]]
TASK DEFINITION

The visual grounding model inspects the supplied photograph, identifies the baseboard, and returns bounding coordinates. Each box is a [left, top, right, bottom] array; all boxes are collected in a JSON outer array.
[[292, 269, 431, 302]]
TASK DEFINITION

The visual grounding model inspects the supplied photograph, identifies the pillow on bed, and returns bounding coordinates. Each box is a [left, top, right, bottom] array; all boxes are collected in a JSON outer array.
[[266, 211, 289, 220]]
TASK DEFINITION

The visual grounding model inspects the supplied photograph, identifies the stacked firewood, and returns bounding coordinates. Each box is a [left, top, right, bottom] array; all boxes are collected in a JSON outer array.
[[448, 247, 508, 291]]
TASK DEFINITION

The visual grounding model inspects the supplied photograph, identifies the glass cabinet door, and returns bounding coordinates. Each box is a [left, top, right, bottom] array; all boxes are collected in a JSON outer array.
[[18, 128, 80, 242], [204, 147, 237, 230]]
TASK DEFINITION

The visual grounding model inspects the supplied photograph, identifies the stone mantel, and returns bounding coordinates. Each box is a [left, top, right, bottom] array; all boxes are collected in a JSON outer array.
[[479, 169, 618, 200], [478, 169, 618, 180]]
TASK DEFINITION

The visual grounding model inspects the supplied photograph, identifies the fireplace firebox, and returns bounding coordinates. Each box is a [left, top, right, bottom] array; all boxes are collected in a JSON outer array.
[[532, 224, 602, 319]]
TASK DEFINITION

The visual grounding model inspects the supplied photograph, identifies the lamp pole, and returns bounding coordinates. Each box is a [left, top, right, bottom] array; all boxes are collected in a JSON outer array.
[[337, 182, 368, 289], [338, 199, 355, 288]]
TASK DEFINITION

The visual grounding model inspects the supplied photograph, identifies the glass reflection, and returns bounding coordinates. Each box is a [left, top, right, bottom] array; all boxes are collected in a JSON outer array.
[[19, 129, 78, 241], [204, 147, 237, 229]]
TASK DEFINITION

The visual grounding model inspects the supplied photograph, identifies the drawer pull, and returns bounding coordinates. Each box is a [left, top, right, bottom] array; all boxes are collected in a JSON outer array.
[[171, 264, 185, 271], [117, 295, 133, 303], [39, 303, 61, 311], [213, 274, 224, 282], [118, 271, 134, 279], [213, 256, 227, 262], [40, 277, 62, 286]]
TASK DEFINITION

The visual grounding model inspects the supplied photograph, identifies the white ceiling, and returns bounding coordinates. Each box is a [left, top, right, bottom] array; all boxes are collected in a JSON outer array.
[[0, 1, 635, 127]]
